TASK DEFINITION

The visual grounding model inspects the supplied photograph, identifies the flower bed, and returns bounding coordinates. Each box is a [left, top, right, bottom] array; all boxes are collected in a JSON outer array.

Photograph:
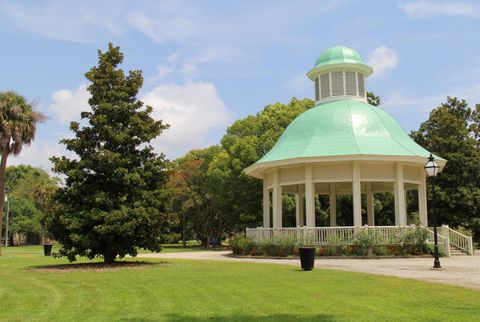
[[230, 227, 443, 257]]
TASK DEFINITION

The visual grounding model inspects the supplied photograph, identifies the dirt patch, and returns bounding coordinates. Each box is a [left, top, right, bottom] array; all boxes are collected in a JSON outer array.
[[29, 260, 171, 272]]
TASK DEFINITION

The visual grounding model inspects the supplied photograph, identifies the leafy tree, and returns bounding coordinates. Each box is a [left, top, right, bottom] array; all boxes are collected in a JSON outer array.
[[47, 43, 177, 263], [411, 97, 480, 243], [8, 197, 42, 244], [4, 165, 59, 244], [0, 92, 44, 254], [367, 92, 381, 106], [209, 98, 315, 231], [168, 146, 227, 247]]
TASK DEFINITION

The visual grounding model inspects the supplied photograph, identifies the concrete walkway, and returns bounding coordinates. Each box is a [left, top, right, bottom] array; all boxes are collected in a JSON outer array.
[[139, 251, 480, 291]]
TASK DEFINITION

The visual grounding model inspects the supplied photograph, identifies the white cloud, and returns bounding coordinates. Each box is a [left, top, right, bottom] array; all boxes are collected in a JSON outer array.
[[148, 65, 174, 82], [382, 89, 443, 112], [49, 84, 90, 123], [0, 0, 127, 43], [126, 9, 200, 43], [400, 1, 480, 18], [142, 81, 230, 158], [9, 139, 73, 174], [178, 62, 199, 79], [367, 47, 399, 78]]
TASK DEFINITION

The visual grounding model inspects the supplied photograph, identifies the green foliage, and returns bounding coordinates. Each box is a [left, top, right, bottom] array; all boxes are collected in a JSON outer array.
[[2, 165, 58, 244], [230, 234, 296, 257], [367, 92, 381, 106], [258, 236, 296, 257], [47, 43, 177, 263], [341, 245, 355, 256], [0, 92, 44, 254], [229, 234, 255, 255], [325, 245, 337, 256], [411, 97, 480, 243], [353, 230, 375, 255], [167, 146, 228, 247], [400, 226, 429, 255], [8, 197, 42, 237], [373, 246, 388, 256]]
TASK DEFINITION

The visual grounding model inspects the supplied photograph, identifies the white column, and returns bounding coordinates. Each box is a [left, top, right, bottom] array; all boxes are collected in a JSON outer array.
[[305, 165, 315, 227], [418, 170, 428, 226], [352, 161, 362, 226], [366, 182, 374, 226], [272, 169, 282, 228], [262, 177, 270, 228], [394, 163, 407, 226], [329, 183, 337, 227], [295, 191, 305, 227]]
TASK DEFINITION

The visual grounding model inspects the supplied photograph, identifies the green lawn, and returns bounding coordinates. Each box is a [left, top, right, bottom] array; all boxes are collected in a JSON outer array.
[[2, 242, 205, 256], [0, 247, 479, 321]]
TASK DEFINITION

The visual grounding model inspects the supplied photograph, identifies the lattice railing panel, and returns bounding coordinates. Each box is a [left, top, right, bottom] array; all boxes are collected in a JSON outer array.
[[314, 183, 330, 194], [313, 164, 352, 181], [335, 182, 353, 194], [360, 163, 394, 180], [280, 166, 304, 184]]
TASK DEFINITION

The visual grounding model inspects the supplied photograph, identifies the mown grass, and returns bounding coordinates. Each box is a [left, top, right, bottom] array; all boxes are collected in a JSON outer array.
[[0, 246, 479, 321]]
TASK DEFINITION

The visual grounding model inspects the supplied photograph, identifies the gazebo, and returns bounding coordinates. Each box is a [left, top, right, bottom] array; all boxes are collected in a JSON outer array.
[[244, 46, 450, 245]]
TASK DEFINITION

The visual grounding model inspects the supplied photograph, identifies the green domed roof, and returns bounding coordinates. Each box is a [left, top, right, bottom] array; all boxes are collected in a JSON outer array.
[[307, 46, 373, 79], [314, 46, 364, 68], [254, 100, 441, 165]]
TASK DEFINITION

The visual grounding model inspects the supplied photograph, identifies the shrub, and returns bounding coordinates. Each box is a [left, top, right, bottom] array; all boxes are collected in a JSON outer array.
[[326, 245, 337, 256], [230, 234, 255, 255], [341, 245, 355, 256], [387, 244, 401, 256], [353, 230, 375, 256], [316, 246, 326, 256], [401, 226, 428, 255], [374, 246, 387, 256], [258, 236, 295, 257]]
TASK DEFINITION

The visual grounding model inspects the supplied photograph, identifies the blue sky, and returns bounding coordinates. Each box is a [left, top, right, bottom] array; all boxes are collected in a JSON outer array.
[[1, 0, 479, 171]]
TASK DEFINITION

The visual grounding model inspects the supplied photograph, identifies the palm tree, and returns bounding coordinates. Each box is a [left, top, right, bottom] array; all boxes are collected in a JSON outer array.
[[0, 92, 45, 255]]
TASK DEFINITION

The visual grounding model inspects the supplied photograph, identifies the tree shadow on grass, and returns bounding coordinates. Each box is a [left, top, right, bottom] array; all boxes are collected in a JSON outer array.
[[118, 314, 336, 322], [28, 260, 171, 272]]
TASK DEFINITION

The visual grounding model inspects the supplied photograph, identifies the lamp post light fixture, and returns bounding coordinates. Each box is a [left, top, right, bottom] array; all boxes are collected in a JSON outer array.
[[424, 153, 441, 269]]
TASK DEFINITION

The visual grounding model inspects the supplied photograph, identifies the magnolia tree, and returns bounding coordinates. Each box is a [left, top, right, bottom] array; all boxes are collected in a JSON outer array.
[[47, 44, 178, 263]]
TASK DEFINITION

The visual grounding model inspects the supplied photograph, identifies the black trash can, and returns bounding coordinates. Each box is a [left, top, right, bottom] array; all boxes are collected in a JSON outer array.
[[43, 244, 53, 256], [299, 247, 316, 270]]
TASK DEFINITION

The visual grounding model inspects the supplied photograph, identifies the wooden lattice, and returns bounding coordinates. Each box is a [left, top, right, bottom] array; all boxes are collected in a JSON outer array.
[[360, 163, 395, 181], [313, 163, 352, 181], [280, 166, 305, 184]]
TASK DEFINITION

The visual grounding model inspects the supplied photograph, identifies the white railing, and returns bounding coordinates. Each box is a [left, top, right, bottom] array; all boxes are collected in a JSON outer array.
[[441, 225, 474, 255], [246, 225, 476, 257], [247, 225, 429, 246]]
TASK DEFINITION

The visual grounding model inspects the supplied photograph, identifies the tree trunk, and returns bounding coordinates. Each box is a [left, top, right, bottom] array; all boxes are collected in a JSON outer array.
[[0, 147, 9, 256], [104, 250, 116, 264], [182, 212, 186, 248]]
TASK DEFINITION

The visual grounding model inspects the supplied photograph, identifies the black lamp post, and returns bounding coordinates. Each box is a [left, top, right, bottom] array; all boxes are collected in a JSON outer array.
[[424, 153, 441, 269]]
